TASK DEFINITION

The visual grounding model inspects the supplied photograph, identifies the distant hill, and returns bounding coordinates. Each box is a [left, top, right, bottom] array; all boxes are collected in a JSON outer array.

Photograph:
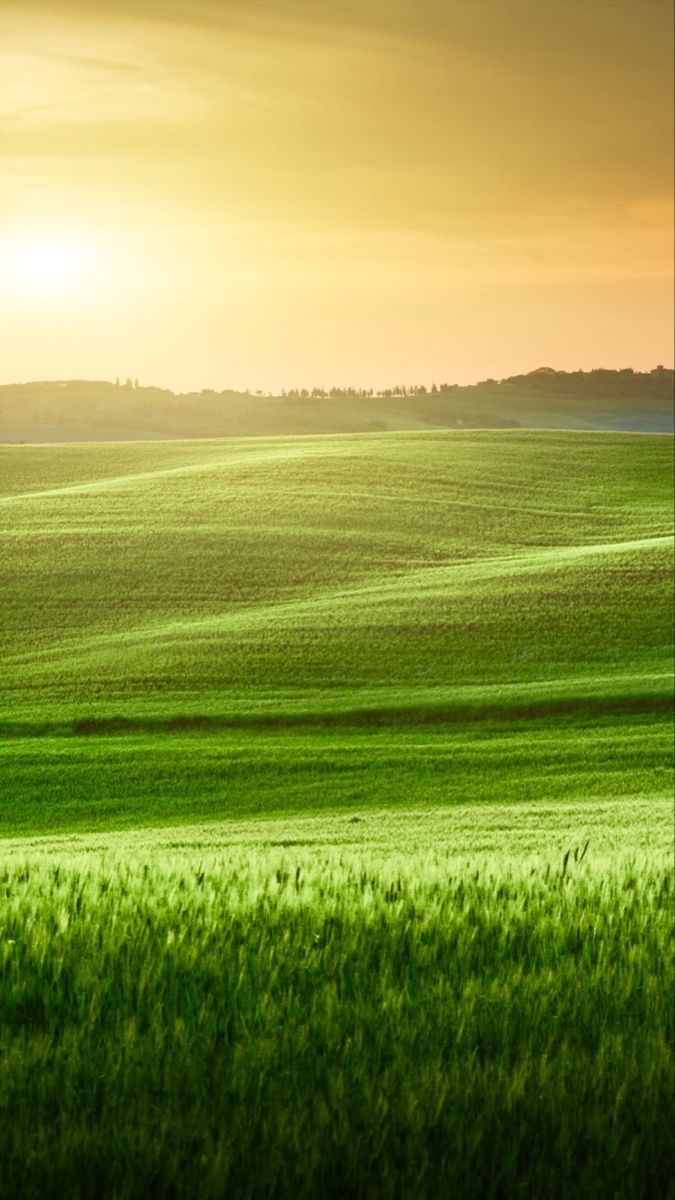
[[0, 367, 672, 442]]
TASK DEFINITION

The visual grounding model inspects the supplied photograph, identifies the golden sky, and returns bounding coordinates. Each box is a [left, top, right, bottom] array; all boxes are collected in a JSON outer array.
[[0, 0, 672, 391]]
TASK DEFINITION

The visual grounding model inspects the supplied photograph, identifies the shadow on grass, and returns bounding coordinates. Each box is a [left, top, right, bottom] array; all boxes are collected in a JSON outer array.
[[2, 693, 672, 739]]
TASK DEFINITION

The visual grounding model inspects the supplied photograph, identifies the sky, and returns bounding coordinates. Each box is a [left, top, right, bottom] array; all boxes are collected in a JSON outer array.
[[0, 0, 672, 392]]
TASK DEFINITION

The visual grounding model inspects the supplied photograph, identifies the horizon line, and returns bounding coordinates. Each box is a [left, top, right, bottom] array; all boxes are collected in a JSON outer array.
[[1, 364, 673, 396]]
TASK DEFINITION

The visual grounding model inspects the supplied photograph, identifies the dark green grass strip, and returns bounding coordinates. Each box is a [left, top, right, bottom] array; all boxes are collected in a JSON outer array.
[[1, 691, 672, 739]]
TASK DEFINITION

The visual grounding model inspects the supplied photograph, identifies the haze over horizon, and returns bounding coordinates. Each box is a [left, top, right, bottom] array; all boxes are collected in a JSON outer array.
[[1, 0, 673, 393]]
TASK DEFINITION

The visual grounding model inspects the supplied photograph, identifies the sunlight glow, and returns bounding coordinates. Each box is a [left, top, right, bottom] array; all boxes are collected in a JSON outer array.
[[0, 234, 97, 297]]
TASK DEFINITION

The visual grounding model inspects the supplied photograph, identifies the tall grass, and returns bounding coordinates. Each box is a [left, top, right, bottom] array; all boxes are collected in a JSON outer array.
[[0, 847, 672, 1198]]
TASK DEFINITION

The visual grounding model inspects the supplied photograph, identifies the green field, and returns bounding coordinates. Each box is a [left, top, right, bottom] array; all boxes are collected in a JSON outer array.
[[1, 430, 673, 1196]]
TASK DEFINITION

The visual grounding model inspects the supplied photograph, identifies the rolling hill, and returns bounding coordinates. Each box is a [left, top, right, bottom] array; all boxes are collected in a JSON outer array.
[[1, 428, 672, 834], [1, 366, 672, 443]]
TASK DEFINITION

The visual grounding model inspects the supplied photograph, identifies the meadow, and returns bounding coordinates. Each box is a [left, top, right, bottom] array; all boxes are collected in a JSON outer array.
[[0, 429, 673, 1196]]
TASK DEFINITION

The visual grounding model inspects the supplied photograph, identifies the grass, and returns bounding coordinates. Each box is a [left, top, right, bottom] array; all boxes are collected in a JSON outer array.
[[0, 842, 672, 1198], [2, 715, 672, 836], [1, 430, 672, 833], [0, 832, 672, 1199], [0, 429, 673, 1195]]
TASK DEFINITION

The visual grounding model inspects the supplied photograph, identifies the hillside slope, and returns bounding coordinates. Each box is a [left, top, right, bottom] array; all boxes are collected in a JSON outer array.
[[1, 367, 672, 442], [1, 429, 672, 834]]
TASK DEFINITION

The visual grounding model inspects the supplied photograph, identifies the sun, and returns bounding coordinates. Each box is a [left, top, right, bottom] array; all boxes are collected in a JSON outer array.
[[18, 240, 79, 288], [0, 233, 96, 297]]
